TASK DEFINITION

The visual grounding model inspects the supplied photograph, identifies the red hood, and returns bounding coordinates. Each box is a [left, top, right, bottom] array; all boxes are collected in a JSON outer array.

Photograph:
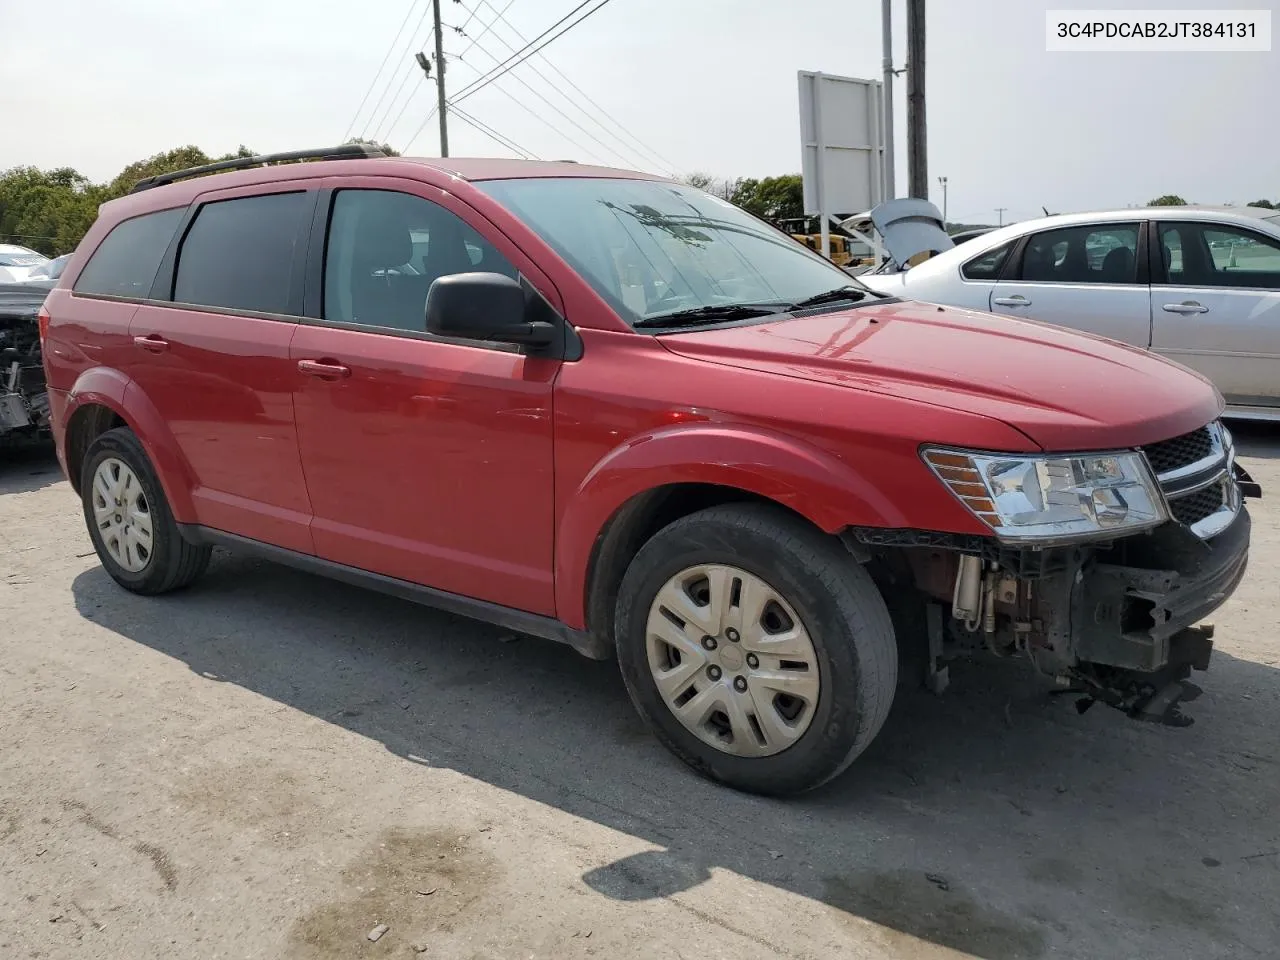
[[658, 300, 1224, 451]]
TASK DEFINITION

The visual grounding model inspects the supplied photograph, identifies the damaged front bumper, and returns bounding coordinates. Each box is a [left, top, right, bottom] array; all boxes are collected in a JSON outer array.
[[854, 461, 1260, 725], [1038, 504, 1251, 723]]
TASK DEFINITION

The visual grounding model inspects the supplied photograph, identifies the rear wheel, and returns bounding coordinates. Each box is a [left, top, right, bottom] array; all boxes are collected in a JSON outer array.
[[81, 427, 211, 594], [615, 503, 897, 796]]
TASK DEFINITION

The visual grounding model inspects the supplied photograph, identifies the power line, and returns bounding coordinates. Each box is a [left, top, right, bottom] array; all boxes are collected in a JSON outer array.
[[370, 32, 434, 144], [466, 0, 676, 171], [450, 0, 612, 105], [459, 0, 517, 58], [457, 0, 484, 32], [450, 104, 540, 158], [361, 2, 436, 140], [381, 76, 430, 146], [343, 0, 423, 141], [403, 103, 440, 154], [457, 33, 641, 167]]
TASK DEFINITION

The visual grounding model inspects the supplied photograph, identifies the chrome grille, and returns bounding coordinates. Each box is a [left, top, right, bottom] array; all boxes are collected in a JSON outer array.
[[1141, 420, 1239, 540], [1169, 483, 1226, 527], [1141, 427, 1215, 476]]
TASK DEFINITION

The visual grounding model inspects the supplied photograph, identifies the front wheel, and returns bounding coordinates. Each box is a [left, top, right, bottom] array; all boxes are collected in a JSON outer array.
[[615, 503, 898, 796]]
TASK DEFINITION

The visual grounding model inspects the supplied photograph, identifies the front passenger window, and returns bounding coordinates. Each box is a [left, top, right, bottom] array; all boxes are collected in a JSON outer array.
[[323, 189, 518, 331]]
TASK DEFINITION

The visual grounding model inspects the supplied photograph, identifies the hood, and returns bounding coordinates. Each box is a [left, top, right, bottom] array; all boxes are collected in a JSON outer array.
[[840, 199, 955, 271], [657, 300, 1223, 452]]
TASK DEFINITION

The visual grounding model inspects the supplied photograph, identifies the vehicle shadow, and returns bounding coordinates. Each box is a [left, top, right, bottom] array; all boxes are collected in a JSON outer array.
[[0, 441, 61, 495], [70, 553, 1279, 959]]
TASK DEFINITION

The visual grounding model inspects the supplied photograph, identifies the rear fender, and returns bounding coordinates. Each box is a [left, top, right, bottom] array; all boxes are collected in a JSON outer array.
[[555, 423, 908, 628], [65, 367, 196, 521]]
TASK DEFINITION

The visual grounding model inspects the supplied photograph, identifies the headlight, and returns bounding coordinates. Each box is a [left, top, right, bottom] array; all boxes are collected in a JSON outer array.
[[922, 447, 1168, 544]]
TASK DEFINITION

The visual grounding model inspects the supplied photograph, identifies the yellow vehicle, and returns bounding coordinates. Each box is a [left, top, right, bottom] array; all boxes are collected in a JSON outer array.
[[775, 217, 866, 267]]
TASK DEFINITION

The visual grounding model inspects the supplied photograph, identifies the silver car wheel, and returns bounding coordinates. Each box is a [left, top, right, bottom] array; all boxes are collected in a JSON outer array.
[[91, 457, 154, 574], [645, 563, 821, 758]]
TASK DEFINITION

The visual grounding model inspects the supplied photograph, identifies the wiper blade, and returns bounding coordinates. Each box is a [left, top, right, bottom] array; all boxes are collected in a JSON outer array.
[[633, 302, 788, 328], [790, 286, 871, 309]]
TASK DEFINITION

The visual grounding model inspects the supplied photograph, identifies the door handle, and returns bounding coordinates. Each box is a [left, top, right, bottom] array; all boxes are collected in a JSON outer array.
[[992, 296, 1031, 306], [1162, 301, 1209, 315], [133, 334, 169, 353], [297, 358, 351, 379]]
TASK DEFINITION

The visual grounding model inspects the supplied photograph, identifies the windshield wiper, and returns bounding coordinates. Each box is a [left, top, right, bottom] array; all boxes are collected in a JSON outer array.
[[790, 285, 872, 309], [633, 302, 789, 328]]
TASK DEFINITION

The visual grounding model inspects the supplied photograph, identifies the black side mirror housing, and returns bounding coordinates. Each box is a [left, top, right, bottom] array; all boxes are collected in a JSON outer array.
[[425, 272, 556, 348]]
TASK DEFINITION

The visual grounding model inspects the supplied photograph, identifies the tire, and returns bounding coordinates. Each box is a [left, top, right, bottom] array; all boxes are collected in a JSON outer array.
[[80, 426, 211, 595], [615, 503, 897, 796]]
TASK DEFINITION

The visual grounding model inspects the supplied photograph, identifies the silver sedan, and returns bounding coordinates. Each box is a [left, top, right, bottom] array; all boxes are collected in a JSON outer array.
[[860, 204, 1280, 422]]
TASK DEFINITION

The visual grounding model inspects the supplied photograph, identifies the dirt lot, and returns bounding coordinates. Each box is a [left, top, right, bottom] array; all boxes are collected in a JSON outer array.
[[2, 428, 1278, 960]]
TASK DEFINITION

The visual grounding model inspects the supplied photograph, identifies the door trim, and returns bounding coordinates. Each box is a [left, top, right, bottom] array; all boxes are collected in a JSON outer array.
[[178, 525, 610, 660]]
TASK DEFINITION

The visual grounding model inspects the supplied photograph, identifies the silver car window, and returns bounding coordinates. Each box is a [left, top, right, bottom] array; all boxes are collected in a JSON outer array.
[[1156, 222, 1280, 290]]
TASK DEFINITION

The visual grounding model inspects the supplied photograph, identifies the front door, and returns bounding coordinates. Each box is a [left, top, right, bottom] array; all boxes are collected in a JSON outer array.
[[988, 220, 1152, 348], [291, 184, 561, 615], [127, 188, 316, 553], [1149, 220, 1280, 410]]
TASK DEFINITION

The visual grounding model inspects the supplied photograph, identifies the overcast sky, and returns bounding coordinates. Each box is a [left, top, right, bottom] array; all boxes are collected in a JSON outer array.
[[1, 0, 1274, 224]]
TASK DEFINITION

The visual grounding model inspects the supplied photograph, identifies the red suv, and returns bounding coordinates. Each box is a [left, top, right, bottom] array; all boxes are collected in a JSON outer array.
[[41, 146, 1259, 795]]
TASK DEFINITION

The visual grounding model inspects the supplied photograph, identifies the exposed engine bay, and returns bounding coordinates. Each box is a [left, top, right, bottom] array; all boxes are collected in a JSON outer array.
[[0, 281, 51, 445], [850, 421, 1263, 728]]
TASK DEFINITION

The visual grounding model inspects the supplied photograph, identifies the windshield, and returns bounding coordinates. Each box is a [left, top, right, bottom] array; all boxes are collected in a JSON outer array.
[[476, 177, 873, 326]]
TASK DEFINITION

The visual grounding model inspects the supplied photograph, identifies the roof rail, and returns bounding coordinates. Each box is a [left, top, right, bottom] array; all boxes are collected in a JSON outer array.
[[128, 143, 387, 194]]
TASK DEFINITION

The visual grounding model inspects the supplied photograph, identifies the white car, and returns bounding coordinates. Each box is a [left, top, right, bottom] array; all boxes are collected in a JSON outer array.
[[859, 201, 1280, 422], [0, 244, 50, 283]]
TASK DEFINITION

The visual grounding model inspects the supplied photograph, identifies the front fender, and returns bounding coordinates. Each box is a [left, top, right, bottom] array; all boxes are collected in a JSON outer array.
[[65, 367, 196, 522], [554, 423, 910, 628]]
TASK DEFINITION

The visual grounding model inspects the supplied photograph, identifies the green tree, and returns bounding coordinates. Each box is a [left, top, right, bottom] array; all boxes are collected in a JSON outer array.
[[1148, 194, 1188, 206], [1247, 199, 1275, 209], [0, 166, 100, 256], [680, 172, 739, 201], [730, 175, 804, 221]]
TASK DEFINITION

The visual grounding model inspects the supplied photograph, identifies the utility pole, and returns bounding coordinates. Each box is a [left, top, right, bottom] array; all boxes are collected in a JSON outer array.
[[996, 207, 1007, 226], [906, 0, 927, 199], [937, 176, 948, 222], [431, 0, 449, 157], [881, 0, 896, 200]]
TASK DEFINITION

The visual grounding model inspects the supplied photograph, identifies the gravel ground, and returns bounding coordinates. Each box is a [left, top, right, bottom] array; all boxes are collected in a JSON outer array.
[[2, 428, 1278, 960]]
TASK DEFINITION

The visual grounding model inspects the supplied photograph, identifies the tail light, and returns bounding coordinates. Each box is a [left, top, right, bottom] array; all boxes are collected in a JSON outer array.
[[37, 305, 50, 344]]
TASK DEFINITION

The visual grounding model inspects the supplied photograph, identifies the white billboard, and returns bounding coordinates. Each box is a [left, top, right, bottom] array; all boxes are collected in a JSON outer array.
[[797, 71, 886, 258]]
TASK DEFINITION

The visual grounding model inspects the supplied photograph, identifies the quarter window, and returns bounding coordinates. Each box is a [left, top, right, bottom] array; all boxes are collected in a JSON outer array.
[[73, 207, 184, 298], [961, 241, 1013, 280], [173, 192, 309, 314], [323, 189, 517, 331], [1015, 223, 1139, 284]]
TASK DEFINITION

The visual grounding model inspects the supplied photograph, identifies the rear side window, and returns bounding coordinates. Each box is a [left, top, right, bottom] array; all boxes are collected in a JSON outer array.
[[1014, 223, 1139, 284], [173, 192, 309, 315], [73, 207, 183, 297], [960, 241, 1013, 280]]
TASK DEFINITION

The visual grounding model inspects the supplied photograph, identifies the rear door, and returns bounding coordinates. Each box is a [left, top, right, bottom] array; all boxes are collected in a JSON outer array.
[[127, 185, 317, 552], [1149, 220, 1280, 409], [987, 220, 1152, 347]]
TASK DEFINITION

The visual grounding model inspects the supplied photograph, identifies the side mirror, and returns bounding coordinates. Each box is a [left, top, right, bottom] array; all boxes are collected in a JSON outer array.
[[425, 272, 556, 348]]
